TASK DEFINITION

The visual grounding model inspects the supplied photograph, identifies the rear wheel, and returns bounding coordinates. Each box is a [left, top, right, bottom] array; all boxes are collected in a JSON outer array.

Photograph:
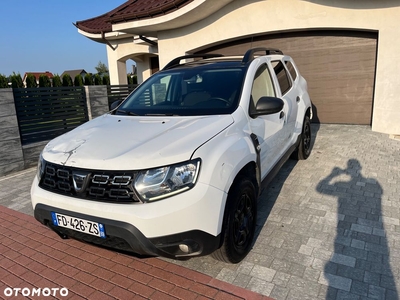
[[297, 115, 311, 160], [212, 177, 257, 263]]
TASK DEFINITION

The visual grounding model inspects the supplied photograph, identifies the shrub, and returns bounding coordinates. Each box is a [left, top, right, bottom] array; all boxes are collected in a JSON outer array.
[[127, 75, 133, 85], [102, 75, 110, 85], [84, 73, 93, 85], [39, 74, 51, 87], [74, 75, 83, 86], [25, 74, 37, 88], [94, 74, 102, 85], [62, 74, 73, 87], [10, 72, 23, 88], [0, 74, 8, 88], [52, 75, 62, 87], [128, 75, 138, 85]]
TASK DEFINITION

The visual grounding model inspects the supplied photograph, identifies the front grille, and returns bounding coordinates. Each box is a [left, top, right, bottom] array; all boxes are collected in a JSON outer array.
[[39, 162, 141, 203]]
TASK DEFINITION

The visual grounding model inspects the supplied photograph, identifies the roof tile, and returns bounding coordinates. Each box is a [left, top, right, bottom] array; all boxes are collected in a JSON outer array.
[[75, 0, 194, 34]]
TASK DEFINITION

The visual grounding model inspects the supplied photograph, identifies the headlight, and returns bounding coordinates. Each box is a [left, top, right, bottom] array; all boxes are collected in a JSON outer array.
[[134, 159, 201, 202], [36, 152, 45, 182]]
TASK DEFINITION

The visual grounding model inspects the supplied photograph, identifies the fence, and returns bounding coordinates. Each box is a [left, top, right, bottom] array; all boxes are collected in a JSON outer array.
[[0, 85, 135, 177], [107, 84, 137, 107], [13, 87, 89, 146]]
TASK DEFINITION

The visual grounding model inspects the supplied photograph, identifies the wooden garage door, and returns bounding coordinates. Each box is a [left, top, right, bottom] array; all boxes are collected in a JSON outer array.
[[198, 31, 377, 124]]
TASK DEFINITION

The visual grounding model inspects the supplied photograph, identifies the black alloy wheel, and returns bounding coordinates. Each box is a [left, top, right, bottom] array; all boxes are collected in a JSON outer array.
[[212, 177, 257, 263], [298, 115, 311, 160]]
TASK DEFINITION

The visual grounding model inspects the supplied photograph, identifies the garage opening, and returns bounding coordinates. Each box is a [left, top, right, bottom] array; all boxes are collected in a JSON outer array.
[[197, 30, 378, 125]]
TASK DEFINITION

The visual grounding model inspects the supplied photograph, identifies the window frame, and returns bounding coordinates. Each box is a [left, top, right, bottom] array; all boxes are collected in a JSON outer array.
[[271, 60, 293, 96]]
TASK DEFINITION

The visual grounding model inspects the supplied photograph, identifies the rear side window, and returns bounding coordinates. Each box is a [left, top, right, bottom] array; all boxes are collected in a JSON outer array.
[[285, 60, 297, 81], [271, 60, 292, 95]]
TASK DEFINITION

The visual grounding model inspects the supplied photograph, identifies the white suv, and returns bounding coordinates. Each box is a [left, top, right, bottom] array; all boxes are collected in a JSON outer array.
[[32, 48, 312, 263]]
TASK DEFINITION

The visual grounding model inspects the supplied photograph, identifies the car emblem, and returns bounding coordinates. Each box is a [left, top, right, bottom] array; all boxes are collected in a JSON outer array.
[[72, 172, 91, 192]]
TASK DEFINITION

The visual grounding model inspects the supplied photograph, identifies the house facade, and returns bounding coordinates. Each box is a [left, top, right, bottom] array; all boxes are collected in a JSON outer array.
[[22, 71, 54, 87], [75, 0, 400, 135], [61, 69, 88, 80]]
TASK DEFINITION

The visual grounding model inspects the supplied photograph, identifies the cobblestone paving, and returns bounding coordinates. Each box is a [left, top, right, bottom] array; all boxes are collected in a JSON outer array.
[[1, 124, 400, 300], [168, 124, 400, 300]]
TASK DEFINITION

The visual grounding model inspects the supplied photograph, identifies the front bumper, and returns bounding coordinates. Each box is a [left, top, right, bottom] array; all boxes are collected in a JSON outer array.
[[34, 204, 220, 258], [31, 177, 227, 258]]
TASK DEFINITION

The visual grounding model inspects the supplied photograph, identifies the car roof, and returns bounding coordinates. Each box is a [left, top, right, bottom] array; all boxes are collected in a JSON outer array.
[[162, 48, 284, 71], [165, 58, 245, 71]]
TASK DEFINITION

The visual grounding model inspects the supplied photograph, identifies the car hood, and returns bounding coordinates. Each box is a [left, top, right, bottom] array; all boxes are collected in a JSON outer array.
[[43, 114, 233, 170]]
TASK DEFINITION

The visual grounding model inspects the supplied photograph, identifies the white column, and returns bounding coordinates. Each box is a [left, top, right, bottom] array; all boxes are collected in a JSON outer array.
[[135, 56, 151, 84]]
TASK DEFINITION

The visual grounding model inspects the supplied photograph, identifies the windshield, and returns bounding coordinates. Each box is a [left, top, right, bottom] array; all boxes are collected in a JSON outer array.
[[117, 67, 245, 116]]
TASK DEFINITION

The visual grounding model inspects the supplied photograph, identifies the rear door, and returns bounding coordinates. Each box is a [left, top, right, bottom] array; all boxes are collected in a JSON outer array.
[[270, 59, 298, 150]]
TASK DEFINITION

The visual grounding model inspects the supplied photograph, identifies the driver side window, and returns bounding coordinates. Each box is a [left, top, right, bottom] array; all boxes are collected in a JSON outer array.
[[251, 64, 276, 108]]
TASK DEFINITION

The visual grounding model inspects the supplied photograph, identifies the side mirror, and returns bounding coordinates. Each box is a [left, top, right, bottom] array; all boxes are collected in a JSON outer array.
[[110, 100, 122, 111], [250, 96, 284, 118]]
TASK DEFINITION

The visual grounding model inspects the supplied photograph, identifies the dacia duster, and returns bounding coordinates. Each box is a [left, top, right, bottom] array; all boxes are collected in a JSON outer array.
[[32, 48, 312, 263]]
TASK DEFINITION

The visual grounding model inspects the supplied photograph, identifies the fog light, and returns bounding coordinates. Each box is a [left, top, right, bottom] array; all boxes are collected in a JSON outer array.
[[179, 244, 190, 253]]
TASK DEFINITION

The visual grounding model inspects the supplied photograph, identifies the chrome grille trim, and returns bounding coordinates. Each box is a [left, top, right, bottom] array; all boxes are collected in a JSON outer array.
[[39, 161, 140, 203], [92, 175, 109, 184], [111, 176, 131, 186]]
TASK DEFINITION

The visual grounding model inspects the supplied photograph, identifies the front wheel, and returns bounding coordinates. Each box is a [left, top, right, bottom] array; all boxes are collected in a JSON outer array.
[[296, 115, 311, 160], [212, 177, 257, 263]]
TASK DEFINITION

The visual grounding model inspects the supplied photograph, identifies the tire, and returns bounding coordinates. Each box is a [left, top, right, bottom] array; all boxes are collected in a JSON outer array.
[[296, 115, 311, 160], [212, 177, 257, 263]]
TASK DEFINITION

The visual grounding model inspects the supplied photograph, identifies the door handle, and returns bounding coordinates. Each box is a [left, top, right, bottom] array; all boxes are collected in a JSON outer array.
[[296, 96, 300, 103]]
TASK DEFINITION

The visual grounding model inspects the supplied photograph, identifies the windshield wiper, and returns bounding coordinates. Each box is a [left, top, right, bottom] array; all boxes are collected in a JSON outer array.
[[116, 109, 138, 116]]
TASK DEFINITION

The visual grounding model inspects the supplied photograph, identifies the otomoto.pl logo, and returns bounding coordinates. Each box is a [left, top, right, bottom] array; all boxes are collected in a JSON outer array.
[[3, 287, 68, 297]]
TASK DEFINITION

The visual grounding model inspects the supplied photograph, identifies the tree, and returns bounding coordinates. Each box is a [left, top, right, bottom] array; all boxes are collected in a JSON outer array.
[[39, 74, 51, 87], [10, 72, 23, 88], [127, 75, 137, 85], [26, 74, 37, 88], [102, 75, 110, 85], [62, 74, 73, 87], [52, 75, 62, 87], [0, 74, 8, 88], [74, 75, 83, 86], [95, 61, 108, 75], [84, 73, 93, 85], [94, 74, 102, 85]]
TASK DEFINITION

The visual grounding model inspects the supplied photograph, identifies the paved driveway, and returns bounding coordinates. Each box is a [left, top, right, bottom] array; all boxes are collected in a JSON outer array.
[[1, 124, 400, 300]]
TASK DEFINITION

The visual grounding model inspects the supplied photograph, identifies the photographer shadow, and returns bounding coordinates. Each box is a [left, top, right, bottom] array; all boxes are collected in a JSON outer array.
[[316, 159, 398, 299]]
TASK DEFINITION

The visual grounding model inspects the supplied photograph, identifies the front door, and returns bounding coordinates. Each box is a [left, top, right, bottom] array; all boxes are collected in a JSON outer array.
[[248, 63, 287, 180]]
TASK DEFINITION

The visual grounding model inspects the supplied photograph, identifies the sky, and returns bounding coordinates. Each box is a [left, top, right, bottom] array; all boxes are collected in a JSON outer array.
[[1, 1, 129, 77]]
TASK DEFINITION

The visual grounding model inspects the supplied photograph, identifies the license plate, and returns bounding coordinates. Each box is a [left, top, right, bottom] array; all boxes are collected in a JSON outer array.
[[51, 212, 106, 238]]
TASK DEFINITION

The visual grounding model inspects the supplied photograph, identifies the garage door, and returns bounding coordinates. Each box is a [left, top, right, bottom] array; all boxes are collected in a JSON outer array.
[[197, 30, 377, 125]]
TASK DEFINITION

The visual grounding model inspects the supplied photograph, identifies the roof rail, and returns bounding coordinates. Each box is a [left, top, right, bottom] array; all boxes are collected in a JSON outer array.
[[162, 53, 224, 70], [242, 47, 283, 64]]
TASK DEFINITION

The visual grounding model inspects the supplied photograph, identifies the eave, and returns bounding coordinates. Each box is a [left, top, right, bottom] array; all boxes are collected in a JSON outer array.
[[76, 0, 234, 44]]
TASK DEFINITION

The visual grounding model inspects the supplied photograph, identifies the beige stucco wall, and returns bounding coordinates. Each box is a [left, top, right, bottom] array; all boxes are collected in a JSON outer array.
[[107, 0, 400, 134], [106, 37, 157, 85]]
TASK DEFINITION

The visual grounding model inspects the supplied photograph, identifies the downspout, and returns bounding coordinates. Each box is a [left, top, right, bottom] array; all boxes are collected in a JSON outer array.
[[72, 23, 117, 51], [139, 35, 158, 46], [102, 31, 117, 51]]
